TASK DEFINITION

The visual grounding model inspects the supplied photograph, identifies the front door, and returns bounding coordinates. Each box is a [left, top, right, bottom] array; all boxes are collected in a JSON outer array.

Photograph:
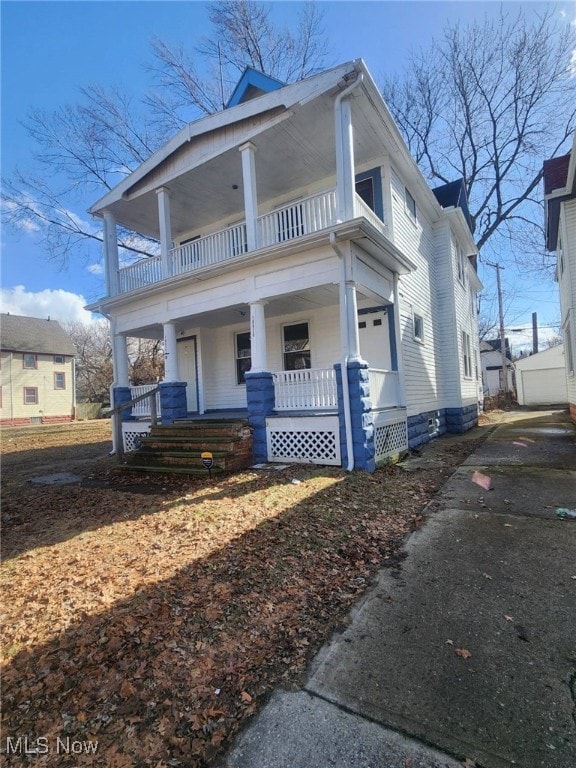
[[177, 337, 198, 413], [358, 309, 392, 369]]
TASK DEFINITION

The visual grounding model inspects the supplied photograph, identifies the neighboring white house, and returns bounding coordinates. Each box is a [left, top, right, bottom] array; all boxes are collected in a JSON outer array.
[[87, 60, 482, 470], [515, 344, 568, 406], [0, 314, 77, 426], [543, 132, 576, 424], [480, 339, 514, 397]]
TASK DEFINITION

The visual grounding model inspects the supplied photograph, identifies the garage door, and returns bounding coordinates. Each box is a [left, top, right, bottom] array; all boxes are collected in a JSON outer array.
[[521, 368, 568, 405]]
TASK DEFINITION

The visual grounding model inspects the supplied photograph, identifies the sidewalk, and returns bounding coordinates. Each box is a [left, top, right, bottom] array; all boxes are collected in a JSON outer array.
[[220, 409, 576, 768]]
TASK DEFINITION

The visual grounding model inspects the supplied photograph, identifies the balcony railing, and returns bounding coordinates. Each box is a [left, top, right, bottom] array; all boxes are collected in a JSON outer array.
[[258, 189, 337, 249], [367, 369, 399, 410], [116, 188, 386, 294], [273, 368, 338, 410]]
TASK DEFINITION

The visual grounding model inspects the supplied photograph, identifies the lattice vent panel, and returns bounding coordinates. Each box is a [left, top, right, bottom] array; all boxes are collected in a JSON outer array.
[[122, 425, 151, 452], [267, 427, 340, 465], [374, 419, 408, 461]]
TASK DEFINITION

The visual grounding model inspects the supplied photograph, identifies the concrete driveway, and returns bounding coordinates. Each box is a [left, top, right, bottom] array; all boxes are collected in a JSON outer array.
[[221, 410, 576, 768]]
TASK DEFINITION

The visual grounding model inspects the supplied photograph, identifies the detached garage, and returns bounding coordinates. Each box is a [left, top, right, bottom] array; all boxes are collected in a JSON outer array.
[[515, 345, 568, 406]]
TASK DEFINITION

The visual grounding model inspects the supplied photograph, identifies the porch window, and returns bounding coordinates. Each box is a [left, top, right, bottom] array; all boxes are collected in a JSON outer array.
[[235, 331, 251, 384], [355, 168, 383, 220], [283, 322, 311, 370]]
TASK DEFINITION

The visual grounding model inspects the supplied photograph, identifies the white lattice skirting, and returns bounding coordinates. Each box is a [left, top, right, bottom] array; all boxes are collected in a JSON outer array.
[[122, 422, 152, 452], [373, 411, 408, 463], [266, 416, 341, 465]]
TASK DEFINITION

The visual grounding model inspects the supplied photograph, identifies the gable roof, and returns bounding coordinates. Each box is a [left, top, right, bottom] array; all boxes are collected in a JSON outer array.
[[432, 179, 475, 234], [0, 314, 77, 356], [480, 338, 512, 360], [226, 67, 285, 108]]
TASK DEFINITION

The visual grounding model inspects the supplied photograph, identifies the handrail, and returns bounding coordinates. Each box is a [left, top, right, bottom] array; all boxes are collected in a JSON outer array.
[[109, 386, 161, 463]]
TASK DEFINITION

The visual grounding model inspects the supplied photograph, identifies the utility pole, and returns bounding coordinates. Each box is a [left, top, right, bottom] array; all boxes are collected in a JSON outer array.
[[532, 312, 539, 355], [486, 262, 508, 395]]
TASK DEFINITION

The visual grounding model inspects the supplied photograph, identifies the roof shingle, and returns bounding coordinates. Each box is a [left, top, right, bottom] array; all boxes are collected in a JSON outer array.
[[0, 314, 77, 356]]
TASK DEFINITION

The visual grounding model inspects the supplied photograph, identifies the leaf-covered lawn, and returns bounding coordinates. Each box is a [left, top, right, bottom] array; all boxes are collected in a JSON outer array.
[[1, 421, 486, 767]]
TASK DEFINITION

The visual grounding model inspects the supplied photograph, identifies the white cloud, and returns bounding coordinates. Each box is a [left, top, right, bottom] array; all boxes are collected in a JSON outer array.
[[87, 262, 104, 275], [0, 286, 95, 325]]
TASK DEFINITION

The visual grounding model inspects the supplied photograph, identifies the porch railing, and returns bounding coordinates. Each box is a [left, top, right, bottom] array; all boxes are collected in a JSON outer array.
[[258, 189, 337, 249], [130, 384, 162, 418], [115, 188, 387, 294], [119, 256, 163, 293], [368, 369, 399, 409], [170, 223, 248, 276], [273, 368, 337, 411], [110, 386, 160, 463]]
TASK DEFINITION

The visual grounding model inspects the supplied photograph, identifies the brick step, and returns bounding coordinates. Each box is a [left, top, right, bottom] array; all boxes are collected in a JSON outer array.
[[116, 464, 224, 477]]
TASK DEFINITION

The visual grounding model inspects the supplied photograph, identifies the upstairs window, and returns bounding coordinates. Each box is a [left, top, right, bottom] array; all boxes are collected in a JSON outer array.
[[54, 372, 66, 390], [405, 188, 416, 221], [413, 313, 424, 344], [283, 322, 311, 371], [53, 355, 65, 364], [235, 332, 251, 385], [456, 241, 467, 285], [23, 353, 37, 369]]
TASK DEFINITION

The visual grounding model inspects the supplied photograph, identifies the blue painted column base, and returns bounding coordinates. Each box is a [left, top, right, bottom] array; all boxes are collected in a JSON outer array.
[[159, 381, 188, 424], [245, 371, 275, 464], [113, 386, 135, 422], [335, 361, 375, 472]]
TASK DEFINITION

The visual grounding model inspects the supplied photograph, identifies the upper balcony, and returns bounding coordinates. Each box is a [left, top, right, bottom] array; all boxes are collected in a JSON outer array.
[[117, 188, 387, 295]]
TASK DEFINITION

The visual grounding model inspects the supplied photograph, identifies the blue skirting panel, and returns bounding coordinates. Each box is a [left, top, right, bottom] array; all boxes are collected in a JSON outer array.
[[407, 404, 478, 448]]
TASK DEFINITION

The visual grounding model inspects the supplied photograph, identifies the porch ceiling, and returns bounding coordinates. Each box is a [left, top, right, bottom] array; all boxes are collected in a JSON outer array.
[[107, 89, 390, 241]]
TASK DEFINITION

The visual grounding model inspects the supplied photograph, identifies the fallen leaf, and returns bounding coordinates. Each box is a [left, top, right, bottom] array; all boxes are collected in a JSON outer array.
[[445, 639, 454, 646], [504, 615, 514, 621], [455, 648, 472, 659], [482, 573, 493, 580], [119, 680, 136, 699], [240, 691, 253, 703], [471, 471, 492, 490]]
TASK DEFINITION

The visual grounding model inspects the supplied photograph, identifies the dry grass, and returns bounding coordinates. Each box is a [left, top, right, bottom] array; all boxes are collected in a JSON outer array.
[[1, 420, 489, 767]]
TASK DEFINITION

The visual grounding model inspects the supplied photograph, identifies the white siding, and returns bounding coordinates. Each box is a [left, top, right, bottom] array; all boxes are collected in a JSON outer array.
[[558, 200, 576, 408], [390, 166, 441, 416]]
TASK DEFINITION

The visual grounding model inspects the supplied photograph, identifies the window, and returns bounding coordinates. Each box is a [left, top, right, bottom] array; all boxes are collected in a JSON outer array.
[[54, 372, 66, 390], [413, 313, 424, 343], [24, 387, 38, 405], [558, 234, 564, 277], [23, 353, 37, 369], [462, 331, 472, 378], [53, 355, 65, 364], [456, 241, 467, 285], [235, 332, 251, 385], [356, 177, 375, 210], [405, 188, 416, 221], [355, 168, 384, 221], [283, 322, 311, 371]]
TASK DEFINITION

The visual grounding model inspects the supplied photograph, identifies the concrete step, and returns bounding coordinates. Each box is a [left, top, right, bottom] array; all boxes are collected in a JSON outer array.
[[116, 464, 224, 476]]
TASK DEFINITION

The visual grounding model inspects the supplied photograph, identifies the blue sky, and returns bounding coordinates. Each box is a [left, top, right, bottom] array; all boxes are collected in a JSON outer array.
[[1, 0, 573, 352]]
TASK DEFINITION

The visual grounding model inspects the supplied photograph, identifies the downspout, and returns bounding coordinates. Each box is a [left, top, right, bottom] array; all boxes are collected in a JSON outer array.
[[333, 67, 364, 471], [331, 233, 354, 471]]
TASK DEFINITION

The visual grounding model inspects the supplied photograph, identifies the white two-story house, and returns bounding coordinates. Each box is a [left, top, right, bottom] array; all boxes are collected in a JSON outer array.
[[544, 131, 576, 424], [88, 60, 482, 471]]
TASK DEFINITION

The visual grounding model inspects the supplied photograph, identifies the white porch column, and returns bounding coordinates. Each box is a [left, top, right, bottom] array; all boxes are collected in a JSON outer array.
[[112, 331, 130, 387], [239, 142, 259, 251], [163, 322, 179, 381], [156, 186, 173, 279], [249, 301, 267, 372], [346, 280, 362, 362], [103, 210, 120, 296]]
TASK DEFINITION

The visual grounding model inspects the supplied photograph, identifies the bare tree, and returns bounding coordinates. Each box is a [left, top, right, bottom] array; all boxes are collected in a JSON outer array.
[[1, 2, 329, 267], [382, 7, 576, 271]]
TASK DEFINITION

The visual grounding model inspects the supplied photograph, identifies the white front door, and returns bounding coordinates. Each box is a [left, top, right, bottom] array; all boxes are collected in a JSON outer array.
[[358, 310, 392, 369], [177, 338, 198, 413]]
